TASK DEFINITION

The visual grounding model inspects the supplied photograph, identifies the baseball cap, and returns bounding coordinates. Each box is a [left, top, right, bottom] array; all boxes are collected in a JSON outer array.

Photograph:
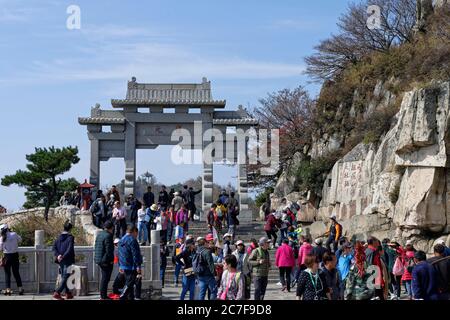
[[235, 240, 244, 246], [259, 237, 271, 245], [205, 234, 214, 242], [223, 233, 232, 239], [196, 237, 205, 242], [314, 238, 323, 245], [343, 243, 353, 249], [114, 238, 120, 244]]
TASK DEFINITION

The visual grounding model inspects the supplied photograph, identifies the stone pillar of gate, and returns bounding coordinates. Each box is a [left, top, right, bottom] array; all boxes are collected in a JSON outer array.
[[237, 152, 252, 223], [124, 119, 136, 197], [88, 125, 101, 195], [201, 112, 214, 214]]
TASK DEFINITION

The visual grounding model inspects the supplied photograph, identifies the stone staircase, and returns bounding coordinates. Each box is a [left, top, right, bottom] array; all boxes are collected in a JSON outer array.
[[164, 221, 284, 283]]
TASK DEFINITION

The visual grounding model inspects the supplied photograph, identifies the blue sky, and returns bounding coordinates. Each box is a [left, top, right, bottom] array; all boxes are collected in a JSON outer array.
[[0, 0, 352, 210]]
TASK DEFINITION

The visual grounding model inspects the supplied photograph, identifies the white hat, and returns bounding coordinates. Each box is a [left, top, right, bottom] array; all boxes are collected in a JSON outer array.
[[196, 237, 205, 242], [436, 239, 446, 245], [174, 192, 180, 196], [114, 238, 120, 244], [186, 235, 194, 240], [150, 204, 159, 211], [315, 238, 323, 245], [223, 233, 232, 239], [235, 240, 244, 246], [0, 224, 8, 231], [406, 240, 413, 246]]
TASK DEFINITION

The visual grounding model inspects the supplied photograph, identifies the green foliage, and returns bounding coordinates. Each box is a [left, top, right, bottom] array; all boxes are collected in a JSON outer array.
[[255, 187, 274, 208], [296, 153, 339, 194], [1, 146, 80, 220]]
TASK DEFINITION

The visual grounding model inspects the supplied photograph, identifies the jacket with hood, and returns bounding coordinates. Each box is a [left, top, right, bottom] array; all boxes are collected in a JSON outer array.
[[53, 232, 75, 265]]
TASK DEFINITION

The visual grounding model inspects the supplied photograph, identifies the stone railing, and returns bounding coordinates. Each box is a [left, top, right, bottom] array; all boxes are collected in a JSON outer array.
[[0, 230, 161, 298]]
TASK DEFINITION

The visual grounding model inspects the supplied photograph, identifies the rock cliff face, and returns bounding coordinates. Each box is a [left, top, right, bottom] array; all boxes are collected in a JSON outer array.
[[272, 81, 450, 252]]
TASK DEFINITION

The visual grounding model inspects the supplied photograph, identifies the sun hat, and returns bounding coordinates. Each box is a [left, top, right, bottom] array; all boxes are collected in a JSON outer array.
[[150, 204, 158, 211], [258, 237, 271, 245]]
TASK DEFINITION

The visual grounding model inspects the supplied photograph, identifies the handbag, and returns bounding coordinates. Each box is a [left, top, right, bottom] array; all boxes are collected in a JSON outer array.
[[392, 257, 404, 276], [184, 267, 195, 276], [219, 272, 236, 300]]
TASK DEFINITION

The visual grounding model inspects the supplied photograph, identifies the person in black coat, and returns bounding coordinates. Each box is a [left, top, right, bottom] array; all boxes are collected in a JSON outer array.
[[94, 221, 115, 300], [158, 185, 169, 211], [143, 186, 155, 208]]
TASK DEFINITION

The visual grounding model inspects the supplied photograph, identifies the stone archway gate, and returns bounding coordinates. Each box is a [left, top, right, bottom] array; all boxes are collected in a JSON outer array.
[[78, 77, 258, 222]]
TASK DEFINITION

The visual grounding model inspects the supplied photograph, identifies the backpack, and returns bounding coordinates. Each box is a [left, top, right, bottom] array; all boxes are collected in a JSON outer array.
[[192, 248, 207, 276], [406, 257, 415, 273], [291, 202, 300, 212], [90, 200, 100, 215], [216, 206, 223, 218], [392, 256, 404, 276]]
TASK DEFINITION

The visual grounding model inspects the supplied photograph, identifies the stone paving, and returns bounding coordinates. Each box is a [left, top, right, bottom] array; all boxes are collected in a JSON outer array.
[[0, 281, 410, 301]]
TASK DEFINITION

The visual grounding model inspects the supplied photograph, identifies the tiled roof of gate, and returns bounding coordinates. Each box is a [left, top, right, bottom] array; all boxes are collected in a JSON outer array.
[[113, 77, 226, 107], [213, 118, 258, 125], [111, 98, 226, 108], [78, 117, 125, 125]]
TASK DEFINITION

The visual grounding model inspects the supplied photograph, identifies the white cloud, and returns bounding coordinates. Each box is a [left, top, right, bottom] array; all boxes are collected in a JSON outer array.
[[2, 41, 304, 86]]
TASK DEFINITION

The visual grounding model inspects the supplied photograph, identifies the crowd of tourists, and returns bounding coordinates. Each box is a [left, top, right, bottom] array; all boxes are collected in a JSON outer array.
[[87, 185, 202, 243], [268, 211, 450, 301], [0, 187, 449, 301]]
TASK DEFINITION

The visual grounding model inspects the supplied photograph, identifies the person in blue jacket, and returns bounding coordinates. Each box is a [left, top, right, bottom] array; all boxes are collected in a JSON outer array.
[[118, 224, 142, 300], [52, 220, 75, 300], [412, 251, 438, 300]]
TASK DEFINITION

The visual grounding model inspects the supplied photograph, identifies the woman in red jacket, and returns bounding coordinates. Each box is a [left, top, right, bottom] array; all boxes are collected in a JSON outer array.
[[264, 211, 280, 247], [275, 239, 295, 292], [401, 243, 416, 299]]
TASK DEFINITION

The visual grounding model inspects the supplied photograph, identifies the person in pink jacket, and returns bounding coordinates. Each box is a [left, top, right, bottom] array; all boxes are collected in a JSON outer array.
[[298, 237, 313, 270], [275, 239, 295, 292], [293, 237, 314, 286], [176, 204, 189, 233]]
